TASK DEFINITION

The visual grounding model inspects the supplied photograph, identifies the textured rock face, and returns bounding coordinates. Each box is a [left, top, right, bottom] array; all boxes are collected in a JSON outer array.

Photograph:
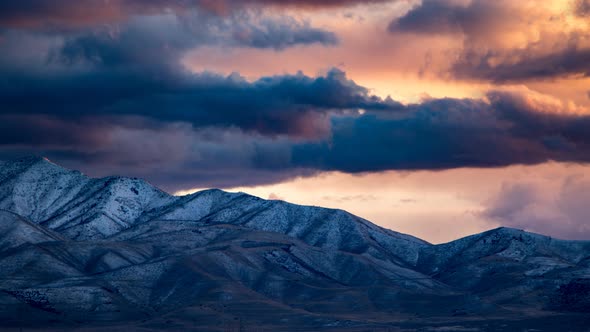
[[0, 156, 175, 240], [416, 227, 590, 308], [0, 157, 427, 261], [0, 156, 589, 331]]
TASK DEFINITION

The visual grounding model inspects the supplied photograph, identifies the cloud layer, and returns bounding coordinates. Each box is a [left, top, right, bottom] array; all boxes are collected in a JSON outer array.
[[3, 67, 590, 190], [0, 0, 589, 192], [0, 0, 392, 28], [292, 89, 590, 172], [389, 0, 590, 82], [2, 0, 590, 190]]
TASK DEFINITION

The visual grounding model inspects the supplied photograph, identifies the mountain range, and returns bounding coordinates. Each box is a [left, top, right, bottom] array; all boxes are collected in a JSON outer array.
[[0, 156, 588, 331]]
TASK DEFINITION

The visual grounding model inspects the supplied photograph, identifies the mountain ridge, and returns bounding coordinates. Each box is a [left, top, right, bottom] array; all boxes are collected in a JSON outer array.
[[0, 156, 588, 331]]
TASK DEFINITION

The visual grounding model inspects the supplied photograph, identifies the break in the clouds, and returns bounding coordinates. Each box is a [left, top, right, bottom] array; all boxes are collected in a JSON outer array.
[[389, 0, 590, 82]]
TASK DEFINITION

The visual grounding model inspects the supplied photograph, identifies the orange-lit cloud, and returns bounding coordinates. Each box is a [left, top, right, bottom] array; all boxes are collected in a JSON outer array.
[[388, 0, 590, 82]]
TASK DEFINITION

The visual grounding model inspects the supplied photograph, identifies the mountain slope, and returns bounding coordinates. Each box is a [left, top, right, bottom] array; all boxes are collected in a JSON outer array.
[[0, 156, 175, 240], [0, 156, 588, 331], [128, 188, 429, 265], [0, 210, 65, 252], [0, 157, 429, 264], [0, 209, 465, 330], [416, 227, 590, 310], [0, 156, 457, 329]]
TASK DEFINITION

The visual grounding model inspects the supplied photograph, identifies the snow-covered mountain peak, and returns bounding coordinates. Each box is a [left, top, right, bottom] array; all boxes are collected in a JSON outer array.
[[0, 155, 78, 182], [417, 225, 590, 276], [1, 157, 425, 256], [143, 188, 430, 265], [0, 156, 90, 221], [0, 157, 178, 239], [0, 157, 589, 329]]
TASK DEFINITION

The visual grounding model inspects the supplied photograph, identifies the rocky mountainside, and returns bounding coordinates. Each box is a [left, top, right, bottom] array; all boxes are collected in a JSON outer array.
[[0, 156, 588, 331], [417, 227, 590, 313]]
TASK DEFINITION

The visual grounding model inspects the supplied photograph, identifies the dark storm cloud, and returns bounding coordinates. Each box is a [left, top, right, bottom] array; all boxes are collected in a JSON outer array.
[[0, 115, 106, 147], [2, 0, 590, 190], [228, 16, 339, 50], [388, 0, 502, 36], [0, 7, 377, 140], [52, 13, 338, 65], [0, 63, 396, 137], [451, 41, 590, 83], [388, 0, 463, 35], [3, 83, 590, 189], [0, 1, 340, 55], [290, 90, 590, 172], [0, 125, 317, 191]]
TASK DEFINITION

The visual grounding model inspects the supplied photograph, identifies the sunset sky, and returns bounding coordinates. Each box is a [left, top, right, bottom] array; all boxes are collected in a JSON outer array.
[[1, 0, 590, 243]]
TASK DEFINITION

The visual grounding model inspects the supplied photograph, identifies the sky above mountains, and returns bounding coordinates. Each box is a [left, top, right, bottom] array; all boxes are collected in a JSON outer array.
[[1, 0, 590, 242]]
